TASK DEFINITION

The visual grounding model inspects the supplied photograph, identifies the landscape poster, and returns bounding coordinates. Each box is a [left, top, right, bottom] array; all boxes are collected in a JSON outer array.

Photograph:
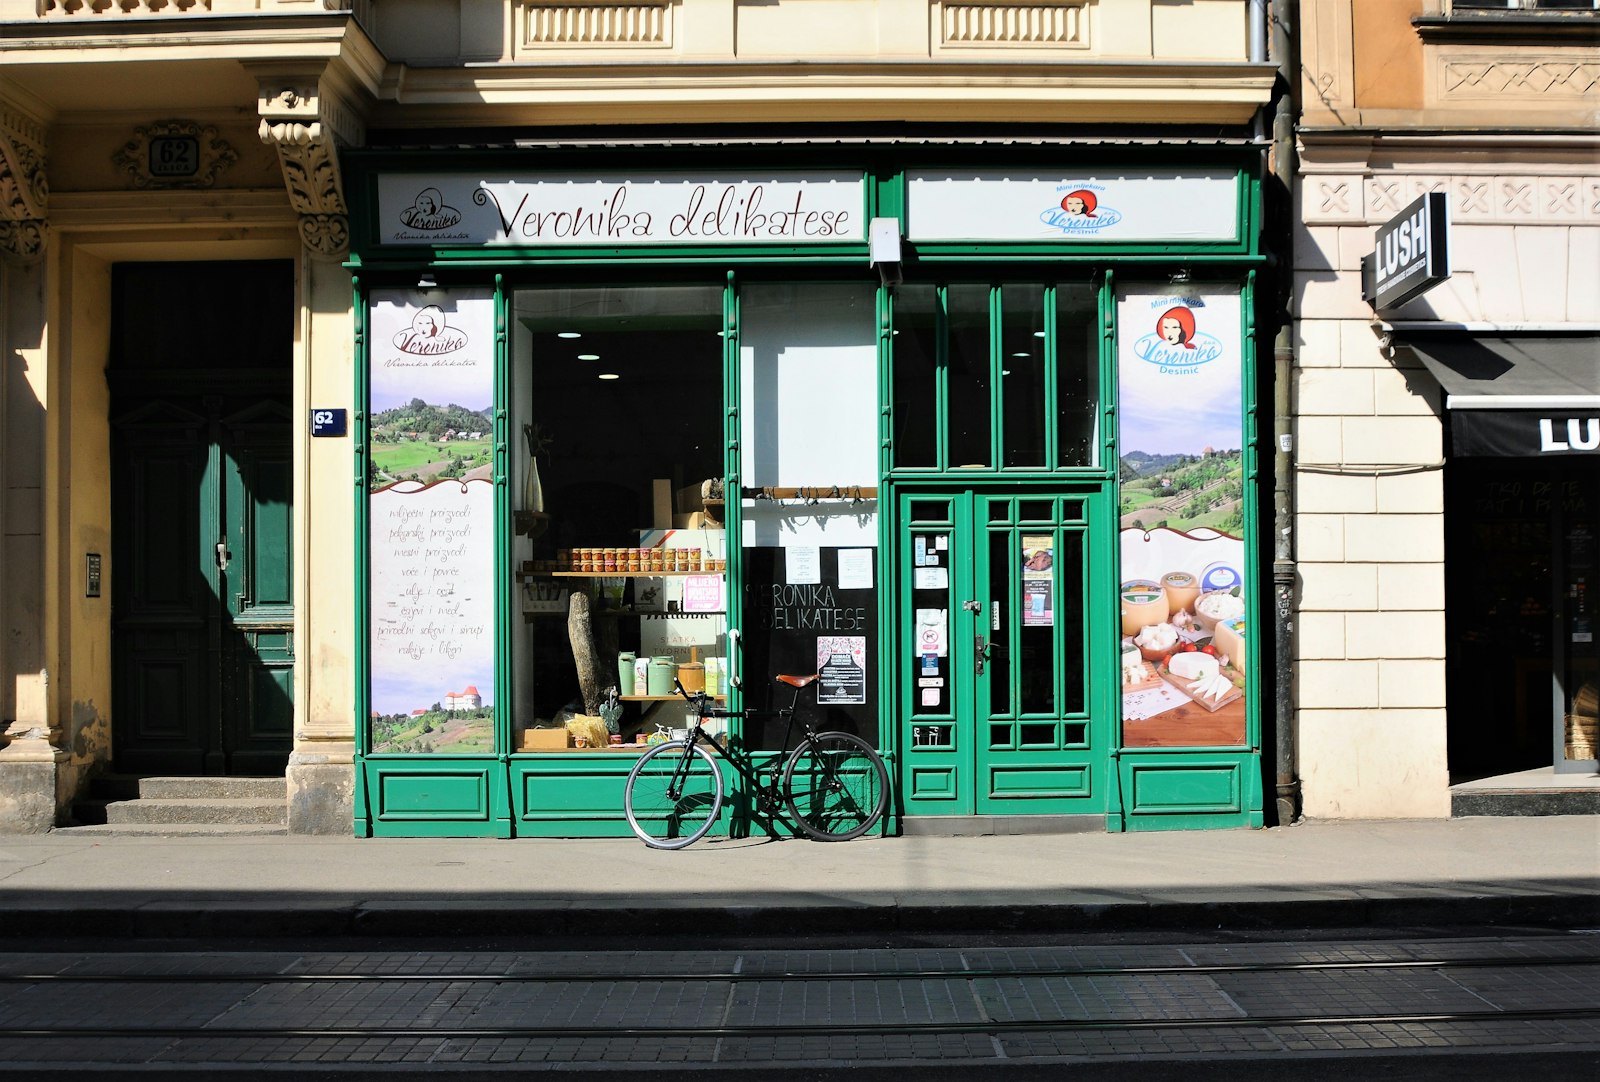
[[367, 289, 497, 755]]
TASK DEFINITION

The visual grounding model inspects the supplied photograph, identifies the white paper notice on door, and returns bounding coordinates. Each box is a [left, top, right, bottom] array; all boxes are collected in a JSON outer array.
[[914, 608, 948, 657], [913, 566, 948, 590], [786, 544, 821, 585], [837, 549, 874, 590]]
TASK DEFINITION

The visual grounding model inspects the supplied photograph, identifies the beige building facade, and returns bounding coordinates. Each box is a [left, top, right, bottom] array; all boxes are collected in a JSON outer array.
[[1294, 0, 1599, 817], [37, 1, 1580, 835]]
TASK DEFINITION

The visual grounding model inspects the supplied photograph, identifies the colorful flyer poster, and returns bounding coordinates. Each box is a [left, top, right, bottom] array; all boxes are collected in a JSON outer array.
[[816, 635, 868, 705], [1021, 534, 1054, 627], [1116, 287, 1247, 747], [682, 575, 724, 613], [368, 288, 497, 755]]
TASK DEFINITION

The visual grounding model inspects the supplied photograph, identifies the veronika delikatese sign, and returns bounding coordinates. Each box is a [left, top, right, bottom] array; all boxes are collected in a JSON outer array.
[[376, 173, 864, 247]]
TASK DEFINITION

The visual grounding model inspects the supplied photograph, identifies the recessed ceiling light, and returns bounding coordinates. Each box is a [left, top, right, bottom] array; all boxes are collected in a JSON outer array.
[[577, 354, 600, 361], [1033, 331, 1046, 338], [557, 331, 582, 339], [1011, 351, 1031, 358], [598, 372, 620, 380]]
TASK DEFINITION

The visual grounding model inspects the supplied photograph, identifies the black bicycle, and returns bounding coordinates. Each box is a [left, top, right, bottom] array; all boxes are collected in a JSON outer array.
[[622, 674, 889, 849]]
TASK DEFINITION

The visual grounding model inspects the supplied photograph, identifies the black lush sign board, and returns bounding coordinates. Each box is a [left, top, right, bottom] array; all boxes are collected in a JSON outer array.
[[741, 547, 879, 750]]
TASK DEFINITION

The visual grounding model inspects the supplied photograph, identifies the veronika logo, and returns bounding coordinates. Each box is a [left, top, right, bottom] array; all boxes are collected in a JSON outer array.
[[1039, 187, 1122, 235], [393, 305, 469, 356], [399, 188, 462, 232], [1131, 305, 1224, 373]]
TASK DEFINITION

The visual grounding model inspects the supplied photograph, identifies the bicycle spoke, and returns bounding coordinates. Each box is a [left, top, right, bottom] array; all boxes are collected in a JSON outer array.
[[782, 733, 887, 841], [624, 742, 723, 849]]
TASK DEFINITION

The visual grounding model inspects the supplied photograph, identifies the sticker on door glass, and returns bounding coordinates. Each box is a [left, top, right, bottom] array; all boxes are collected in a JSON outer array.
[[920, 688, 942, 707], [1022, 534, 1054, 627], [915, 609, 948, 657]]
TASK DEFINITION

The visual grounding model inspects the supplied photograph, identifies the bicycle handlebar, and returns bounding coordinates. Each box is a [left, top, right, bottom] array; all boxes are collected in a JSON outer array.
[[672, 678, 733, 717]]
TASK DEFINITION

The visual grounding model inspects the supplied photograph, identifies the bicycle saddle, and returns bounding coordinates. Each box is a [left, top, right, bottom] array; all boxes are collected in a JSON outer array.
[[776, 673, 820, 688]]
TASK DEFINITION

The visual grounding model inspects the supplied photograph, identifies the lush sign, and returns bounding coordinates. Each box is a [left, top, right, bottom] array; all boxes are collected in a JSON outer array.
[[1362, 192, 1450, 311]]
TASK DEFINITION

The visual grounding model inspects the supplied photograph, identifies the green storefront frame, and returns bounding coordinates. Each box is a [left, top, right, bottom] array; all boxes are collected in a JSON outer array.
[[345, 148, 1266, 838]]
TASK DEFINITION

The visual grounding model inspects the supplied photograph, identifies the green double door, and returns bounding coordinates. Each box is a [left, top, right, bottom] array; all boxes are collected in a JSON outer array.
[[897, 488, 1115, 822]]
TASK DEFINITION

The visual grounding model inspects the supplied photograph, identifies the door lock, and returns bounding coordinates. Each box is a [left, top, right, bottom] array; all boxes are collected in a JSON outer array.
[[215, 541, 230, 572], [962, 600, 982, 613], [974, 633, 992, 676]]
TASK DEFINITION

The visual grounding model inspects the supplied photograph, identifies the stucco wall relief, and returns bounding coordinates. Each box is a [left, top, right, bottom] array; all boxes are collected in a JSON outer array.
[[111, 119, 238, 190], [1303, 173, 1600, 226], [0, 104, 48, 261], [1442, 58, 1600, 100], [522, 2, 672, 48]]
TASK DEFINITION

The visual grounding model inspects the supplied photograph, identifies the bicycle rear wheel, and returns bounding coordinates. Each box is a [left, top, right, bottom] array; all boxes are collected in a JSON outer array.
[[624, 740, 724, 849], [781, 732, 888, 841]]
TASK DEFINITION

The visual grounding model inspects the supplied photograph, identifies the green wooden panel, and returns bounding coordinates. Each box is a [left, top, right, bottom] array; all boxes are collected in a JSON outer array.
[[1117, 756, 1264, 831], [374, 768, 492, 819], [909, 766, 958, 801], [1126, 762, 1240, 813], [988, 764, 1090, 798]]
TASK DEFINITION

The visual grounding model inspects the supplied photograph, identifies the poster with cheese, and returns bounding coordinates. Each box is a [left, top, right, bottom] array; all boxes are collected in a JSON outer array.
[[1116, 288, 1248, 748]]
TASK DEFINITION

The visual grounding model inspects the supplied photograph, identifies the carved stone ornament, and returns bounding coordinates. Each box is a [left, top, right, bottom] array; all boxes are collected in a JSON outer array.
[[112, 119, 238, 190], [257, 78, 357, 261], [0, 105, 48, 262], [273, 139, 349, 260], [0, 219, 47, 262]]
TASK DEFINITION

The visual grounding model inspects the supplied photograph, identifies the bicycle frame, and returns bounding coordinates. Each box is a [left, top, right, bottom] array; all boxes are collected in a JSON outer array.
[[670, 681, 817, 824]]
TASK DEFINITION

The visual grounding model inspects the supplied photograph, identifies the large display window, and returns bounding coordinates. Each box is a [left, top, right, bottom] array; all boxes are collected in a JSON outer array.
[[508, 284, 729, 753]]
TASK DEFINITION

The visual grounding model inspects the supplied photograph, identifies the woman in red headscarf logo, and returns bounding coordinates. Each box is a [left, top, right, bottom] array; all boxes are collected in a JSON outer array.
[[1156, 306, 1197, 350], [1060, 189, 1098, 218]]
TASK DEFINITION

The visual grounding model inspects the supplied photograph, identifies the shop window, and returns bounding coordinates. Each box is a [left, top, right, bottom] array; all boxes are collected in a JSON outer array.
[[890, 283, 1100, 472], [1002, 284, 1046, 467], [946, 285, 993, 468], [509, 284, 727, 750], [738, 283, 881, 752], [891, 287, 939, 468], [1056, 284, 1100, 467]]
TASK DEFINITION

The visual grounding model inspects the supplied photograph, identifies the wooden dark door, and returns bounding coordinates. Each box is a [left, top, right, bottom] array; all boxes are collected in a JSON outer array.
[[109, 261, 294, 776]]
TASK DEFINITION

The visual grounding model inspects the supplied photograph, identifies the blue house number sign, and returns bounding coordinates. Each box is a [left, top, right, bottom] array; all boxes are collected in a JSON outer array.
[[310, 408, 347, 437]]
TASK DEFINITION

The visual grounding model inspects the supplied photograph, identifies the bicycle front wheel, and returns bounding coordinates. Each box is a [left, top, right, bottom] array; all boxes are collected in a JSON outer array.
[[782, 732, 888, 841], [624, 740, 724, 849]]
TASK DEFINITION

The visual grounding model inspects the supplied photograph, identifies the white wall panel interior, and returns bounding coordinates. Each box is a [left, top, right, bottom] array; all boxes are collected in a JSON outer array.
[[739, 282, 877, 489]]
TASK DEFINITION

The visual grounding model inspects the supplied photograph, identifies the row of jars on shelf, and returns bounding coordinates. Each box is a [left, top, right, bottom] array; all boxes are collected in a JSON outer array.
[[532, 547, 726, 574]]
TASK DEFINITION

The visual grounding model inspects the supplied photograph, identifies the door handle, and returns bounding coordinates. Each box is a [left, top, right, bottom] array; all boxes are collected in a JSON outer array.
[[962, 600, 982, 613], [215, 541, 230, 572], [975, 633, 991, 676]]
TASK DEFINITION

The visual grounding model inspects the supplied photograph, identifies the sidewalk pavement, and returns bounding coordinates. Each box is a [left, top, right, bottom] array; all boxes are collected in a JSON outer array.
[[1, 816, 1595, 941]]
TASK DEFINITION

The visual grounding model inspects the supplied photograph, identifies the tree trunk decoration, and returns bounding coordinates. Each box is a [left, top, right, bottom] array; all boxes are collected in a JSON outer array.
[[568, 590, 602, 715]]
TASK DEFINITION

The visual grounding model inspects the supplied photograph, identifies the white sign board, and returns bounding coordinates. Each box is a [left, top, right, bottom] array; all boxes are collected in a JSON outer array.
[[376, 172, 866, 247], [905, 170, 1241, 243]]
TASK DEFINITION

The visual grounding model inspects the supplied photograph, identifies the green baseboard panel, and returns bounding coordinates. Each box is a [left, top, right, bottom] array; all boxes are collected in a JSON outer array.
[[362, 759, 507, 837], [1118, 752, 1263, 831]]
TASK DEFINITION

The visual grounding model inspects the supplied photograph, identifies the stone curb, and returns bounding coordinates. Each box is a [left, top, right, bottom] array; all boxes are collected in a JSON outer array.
[[6, 891, 1596, 941]]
